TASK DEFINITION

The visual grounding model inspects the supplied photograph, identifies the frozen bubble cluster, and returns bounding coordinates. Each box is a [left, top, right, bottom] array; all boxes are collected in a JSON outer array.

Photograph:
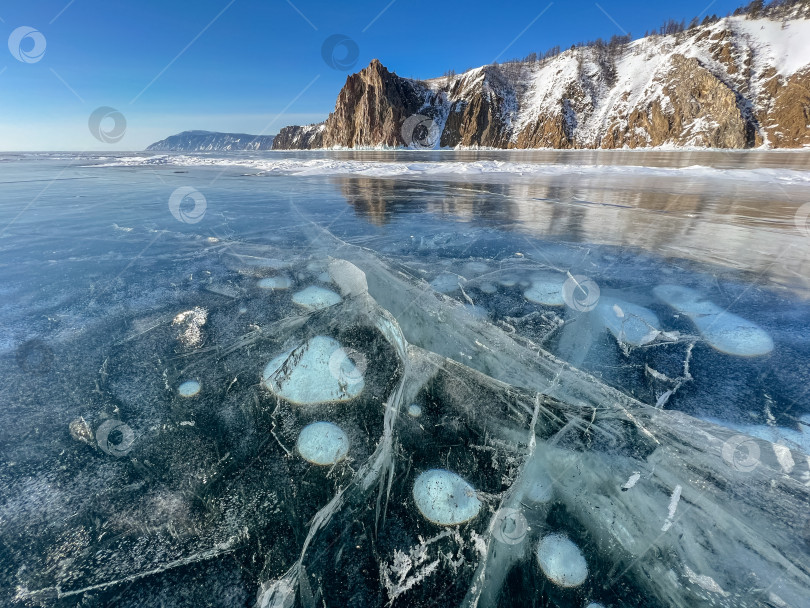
[[4, 229, 809, 608]]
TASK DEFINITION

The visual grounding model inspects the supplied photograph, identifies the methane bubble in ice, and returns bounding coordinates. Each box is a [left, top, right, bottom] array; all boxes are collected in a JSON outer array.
[[524, 273, 566, 306], [257, 276, 293, 290], [461, 261, 489, 275], [654, 284, 773, 356], [292, 286, 342, 311], [463, 304, 489, 319], [407, 404, 422, 417], [536, 533, 588, 588], [262, 336, 364, 405], [296, 421, 349, 465], [499, 274, 520, 288], [524, 470, 554, 504], [596, 296, 661, 346], [177, 380, 201, 397], [412, 469, 482, 526], [430, 272, 464, 294]]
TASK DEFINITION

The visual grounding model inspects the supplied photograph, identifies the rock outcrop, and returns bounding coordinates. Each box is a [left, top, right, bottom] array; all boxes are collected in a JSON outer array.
[[272, 124, 324, 149], [273, 14, 810, 150], [147, 130, 275, 151]]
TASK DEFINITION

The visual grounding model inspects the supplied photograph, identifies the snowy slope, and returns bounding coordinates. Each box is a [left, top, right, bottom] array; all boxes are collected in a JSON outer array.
[[273, 13, 810, 150]]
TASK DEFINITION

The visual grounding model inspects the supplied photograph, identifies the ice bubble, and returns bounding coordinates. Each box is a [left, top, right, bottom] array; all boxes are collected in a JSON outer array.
[[296, 421, 349, 466], [328, 258, 368, 297], [499, 274, 521, 288], [654, 285, 773, 356], [478, 281, 498, 294], [595, 296, 661, 346], [292, 286, 342, 311], [524, 470, 554, 504], [412, 469, 482, 526], [463, 304, 489, 319], [524, 274, 566, 306], [586, 603, 606, 608], [178, 380, 201, 397], [407, 404, 422, 417], [462, 261, 489, 275], [262, 336, 365, 405], [536, 533, 588, 587], [258, 276, 293, 290], [431, 272, 465, 294], [237, 255, 289, 270]]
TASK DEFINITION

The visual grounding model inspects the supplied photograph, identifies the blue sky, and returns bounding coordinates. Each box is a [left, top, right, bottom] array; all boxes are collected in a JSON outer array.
[[0, 0, 743, 150]]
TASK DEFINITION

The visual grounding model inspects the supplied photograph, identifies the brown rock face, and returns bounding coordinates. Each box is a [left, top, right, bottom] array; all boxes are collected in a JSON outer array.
[[321, 58, 426, 148], [766, 68, 810, 148], [602, 55, 748, 148], [440, 67, 512, 147]]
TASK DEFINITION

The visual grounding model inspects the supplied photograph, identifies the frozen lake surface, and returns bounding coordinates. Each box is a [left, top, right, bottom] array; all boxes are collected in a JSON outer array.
[[1, 150, 809, 607]]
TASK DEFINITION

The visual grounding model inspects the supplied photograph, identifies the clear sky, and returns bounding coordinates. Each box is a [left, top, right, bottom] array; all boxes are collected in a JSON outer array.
[[0, 0, 744, 150]]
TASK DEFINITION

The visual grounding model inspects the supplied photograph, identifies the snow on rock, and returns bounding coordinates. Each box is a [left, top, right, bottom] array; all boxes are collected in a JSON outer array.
[[268, 14, 810, 150]]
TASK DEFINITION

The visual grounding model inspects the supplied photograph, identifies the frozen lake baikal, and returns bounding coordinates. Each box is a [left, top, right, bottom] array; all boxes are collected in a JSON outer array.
[[1, 150, 810, 607]]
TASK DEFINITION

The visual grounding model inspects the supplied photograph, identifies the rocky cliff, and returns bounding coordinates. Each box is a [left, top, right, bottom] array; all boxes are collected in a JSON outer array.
[[274, 11, 810, 150], [147, 130, 275, 151]]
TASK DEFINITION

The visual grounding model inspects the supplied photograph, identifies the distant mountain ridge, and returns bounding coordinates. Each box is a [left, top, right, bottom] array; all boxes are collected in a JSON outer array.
[[273, 8, 810, 150], [146, 130, 275, 151]]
